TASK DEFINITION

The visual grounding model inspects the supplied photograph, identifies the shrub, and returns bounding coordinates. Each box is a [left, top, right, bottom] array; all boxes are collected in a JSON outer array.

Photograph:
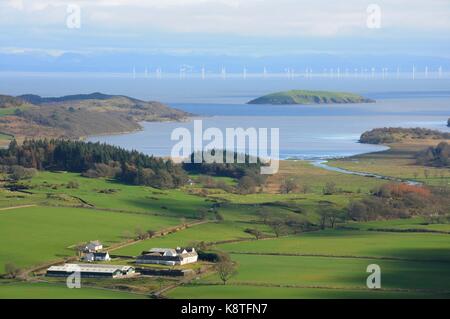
[[4, 262, 21, 279], [237, 176, 257, 194], [323, 182, 337, 195], [66, 180, 79, 189], [9, 165, 37, 181]]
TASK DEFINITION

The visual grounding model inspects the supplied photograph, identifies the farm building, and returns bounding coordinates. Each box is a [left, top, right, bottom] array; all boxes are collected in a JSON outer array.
[[46, 263, 135, 278], [82, 252, 111, 262], [136, 247, 198, 266], [84, 240, 103, 252]]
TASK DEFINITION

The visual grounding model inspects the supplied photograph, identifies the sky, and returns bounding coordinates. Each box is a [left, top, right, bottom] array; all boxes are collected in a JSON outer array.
[[0, 0, 450, 71]]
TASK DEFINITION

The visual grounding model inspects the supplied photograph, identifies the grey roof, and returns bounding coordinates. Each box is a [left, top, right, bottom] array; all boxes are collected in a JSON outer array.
[[138, 247, 197, 261], [47, 263, 132, 274]]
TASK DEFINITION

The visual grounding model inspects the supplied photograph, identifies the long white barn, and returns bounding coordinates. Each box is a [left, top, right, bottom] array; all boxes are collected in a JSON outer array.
[[46, 263, 135, 278], [136, 247, 198, 266]]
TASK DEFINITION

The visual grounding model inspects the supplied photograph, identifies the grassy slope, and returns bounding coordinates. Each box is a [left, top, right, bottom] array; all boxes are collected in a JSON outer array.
[[216, 230, 450, 262], [349, 218, 450, 232], [3, 171, 211, 218], [168, 285, 449, 299], [199, 254, 450, 291], [169, 229, 450, 298], [0, 205, 179, 271], [0, 282, 147, 299]]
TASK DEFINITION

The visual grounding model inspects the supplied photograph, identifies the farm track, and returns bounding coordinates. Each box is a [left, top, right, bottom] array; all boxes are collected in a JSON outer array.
[[155, 264, 216, 298], [0, 204, 37, 211]]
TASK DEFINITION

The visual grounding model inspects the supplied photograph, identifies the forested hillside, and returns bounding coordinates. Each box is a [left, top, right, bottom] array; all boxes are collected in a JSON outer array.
[[0, 139, 187, 189]]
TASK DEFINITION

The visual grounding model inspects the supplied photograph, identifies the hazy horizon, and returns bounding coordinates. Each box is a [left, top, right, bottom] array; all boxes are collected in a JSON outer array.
[[1, 0, 450, 73]]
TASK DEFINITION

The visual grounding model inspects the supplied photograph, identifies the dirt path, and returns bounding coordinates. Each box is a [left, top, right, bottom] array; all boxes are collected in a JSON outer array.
[[0, 204, 36, 211]]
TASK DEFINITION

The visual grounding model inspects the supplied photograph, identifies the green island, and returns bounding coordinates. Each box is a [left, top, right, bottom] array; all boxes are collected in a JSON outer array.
[[0, 94, 449, 299], [247, 90, 374, 105]]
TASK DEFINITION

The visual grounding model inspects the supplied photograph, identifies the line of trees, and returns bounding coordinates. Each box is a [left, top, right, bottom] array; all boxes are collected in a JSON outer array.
[[183, 150, 268, 194], [0, 139, 187, 189]]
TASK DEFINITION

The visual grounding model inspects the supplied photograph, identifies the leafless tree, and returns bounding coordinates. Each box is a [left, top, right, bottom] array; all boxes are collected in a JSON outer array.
[[4, 262, 21, 279], [269, 221, 286, 237], [215, 255, 237, 285], [280, 179, 298, 194]]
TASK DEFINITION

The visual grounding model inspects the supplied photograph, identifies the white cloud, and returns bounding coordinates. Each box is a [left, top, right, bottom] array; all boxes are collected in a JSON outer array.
[[1, 0, 449, 37]]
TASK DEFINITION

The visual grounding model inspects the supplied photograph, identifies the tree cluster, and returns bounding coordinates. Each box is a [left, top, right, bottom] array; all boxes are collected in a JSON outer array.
[[347, 183, 449, 222], [416, 142, 450, 168], [0, 139, 187, 189]]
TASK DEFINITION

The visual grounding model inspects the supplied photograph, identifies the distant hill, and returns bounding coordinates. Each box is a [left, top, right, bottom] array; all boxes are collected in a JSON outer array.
[[18, 92, 115, 104], [0, 93, 191, 140], [248, 90, 374, 105]]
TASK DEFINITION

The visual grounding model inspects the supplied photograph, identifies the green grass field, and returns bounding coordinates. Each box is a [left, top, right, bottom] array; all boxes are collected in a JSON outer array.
[[12, 171, 211, 218], [113, 221, 272, 256], [168, 285, 450, 299], [1, 159, 449, 299], [216, 230, 450, 261], [199, 254, 450, 291], [0, 205, 179, 272], [0, 107, 21, 116], [167, 229, 450, 299], [349, 218, 450, 232], [0, 282, 147, 299]]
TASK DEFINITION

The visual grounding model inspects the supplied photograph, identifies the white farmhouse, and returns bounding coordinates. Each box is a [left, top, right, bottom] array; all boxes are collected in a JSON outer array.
[[136, 247, 198, 266], [84, 240, 103, 252], [82, 252, 111, 262]]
